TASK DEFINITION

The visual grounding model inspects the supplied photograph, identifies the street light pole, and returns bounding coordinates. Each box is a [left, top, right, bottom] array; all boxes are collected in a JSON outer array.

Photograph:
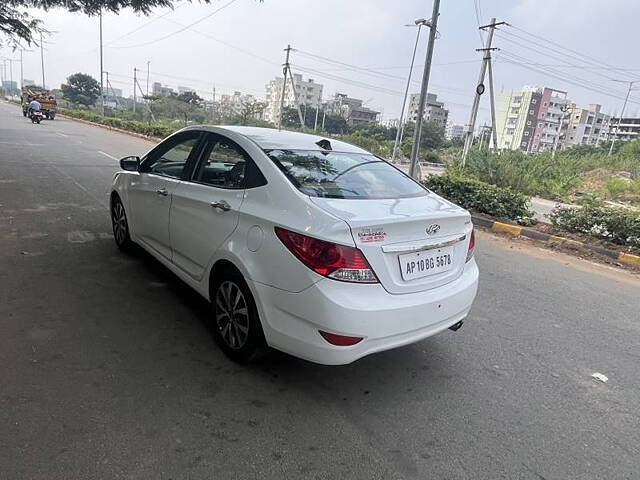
[[40, 32, 46, 88], [608, 80, 638, 156], [391, 18, 427, 162], [408, 0, 441, 179], [99, 10, 105, 115]]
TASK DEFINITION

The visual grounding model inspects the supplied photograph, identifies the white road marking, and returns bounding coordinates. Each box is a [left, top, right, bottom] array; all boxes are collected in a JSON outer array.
[[97, 151, 118, 161], [55, 132, 69, 138]]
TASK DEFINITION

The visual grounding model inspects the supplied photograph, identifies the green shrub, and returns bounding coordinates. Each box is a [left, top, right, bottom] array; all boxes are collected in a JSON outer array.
[[460, 149, 581, 200], [423, 173, 534, 224], [605, 177, 629, 199], [549, 206, 640, 248], [60, 108, 177, 139]]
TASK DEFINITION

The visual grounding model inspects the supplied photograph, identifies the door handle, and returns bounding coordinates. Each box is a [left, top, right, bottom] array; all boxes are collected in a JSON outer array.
[[210, 200, 231, 212], [155, 188, 168, 197]]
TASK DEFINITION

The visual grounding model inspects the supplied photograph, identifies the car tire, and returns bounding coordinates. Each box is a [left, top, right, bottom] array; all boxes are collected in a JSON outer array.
[[111, 194, 134, 252], [50, 114, 55, 120], [210, 269, 264, 363]]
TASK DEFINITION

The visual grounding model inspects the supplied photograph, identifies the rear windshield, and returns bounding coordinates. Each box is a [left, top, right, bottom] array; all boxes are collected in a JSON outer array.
[[266, 150, 427, 199]]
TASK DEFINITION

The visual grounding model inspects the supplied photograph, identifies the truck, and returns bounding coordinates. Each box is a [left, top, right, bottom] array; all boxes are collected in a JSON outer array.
[[22, 87, 57, 120]]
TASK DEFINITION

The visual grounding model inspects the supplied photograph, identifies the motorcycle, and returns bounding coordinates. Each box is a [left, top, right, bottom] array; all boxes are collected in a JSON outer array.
[[30, 109, 43, 124]]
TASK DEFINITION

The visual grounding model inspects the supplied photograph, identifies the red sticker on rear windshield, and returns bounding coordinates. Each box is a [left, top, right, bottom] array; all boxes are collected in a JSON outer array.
[[358, 227, 386, 243]]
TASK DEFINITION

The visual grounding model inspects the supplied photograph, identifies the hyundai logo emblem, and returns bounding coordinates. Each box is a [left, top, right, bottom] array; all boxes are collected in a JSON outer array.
[[426, 224, 441, 236]]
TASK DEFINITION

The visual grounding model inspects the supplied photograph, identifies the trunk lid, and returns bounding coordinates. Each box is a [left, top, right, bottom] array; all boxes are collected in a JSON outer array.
[[310, 194, 473, 294]]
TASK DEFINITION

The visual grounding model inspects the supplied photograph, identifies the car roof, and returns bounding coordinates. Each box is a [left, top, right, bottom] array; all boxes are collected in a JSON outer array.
[[189, 125, 371, 154]]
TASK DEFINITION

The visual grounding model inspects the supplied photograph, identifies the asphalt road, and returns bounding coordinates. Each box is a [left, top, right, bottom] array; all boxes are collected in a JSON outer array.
[[1, 102, 639, 480]]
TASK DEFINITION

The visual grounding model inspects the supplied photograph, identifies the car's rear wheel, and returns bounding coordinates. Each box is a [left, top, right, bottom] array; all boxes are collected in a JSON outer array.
[[111, 195, 133, 251], [211, 270, 263, 363]]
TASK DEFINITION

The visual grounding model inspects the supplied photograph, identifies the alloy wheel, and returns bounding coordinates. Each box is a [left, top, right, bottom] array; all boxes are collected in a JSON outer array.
[[112, 199, 128, 245], [215, 280, 250, 350]]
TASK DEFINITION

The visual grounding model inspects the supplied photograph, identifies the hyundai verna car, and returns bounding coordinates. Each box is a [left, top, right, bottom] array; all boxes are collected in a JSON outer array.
[[110, 126, 479, 365]]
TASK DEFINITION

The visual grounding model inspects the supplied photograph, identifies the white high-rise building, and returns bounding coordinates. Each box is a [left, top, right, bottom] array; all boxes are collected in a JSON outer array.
[[264, 74, 323, 123]]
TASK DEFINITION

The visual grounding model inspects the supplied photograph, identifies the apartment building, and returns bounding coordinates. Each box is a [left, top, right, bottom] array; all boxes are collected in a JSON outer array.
[[324, 93, 379, 127], [445, 122, 465, 140], [406, 93, 449, 129], [152, 82, 174, 97], [264, 74, 323, 123], [606, 116, 640, 142], [560, 104, 610, 148], [496, 86, 569, 152], [216, 91, 263, 121]]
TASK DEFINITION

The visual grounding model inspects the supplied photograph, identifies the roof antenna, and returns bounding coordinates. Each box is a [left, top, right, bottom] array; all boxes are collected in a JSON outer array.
[[316, 139, 332, 150]]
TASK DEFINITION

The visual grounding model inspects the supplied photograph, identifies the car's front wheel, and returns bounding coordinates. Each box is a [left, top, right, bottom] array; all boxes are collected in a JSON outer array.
[[111, 194, 133, 251], [211, 270, 264, 363]]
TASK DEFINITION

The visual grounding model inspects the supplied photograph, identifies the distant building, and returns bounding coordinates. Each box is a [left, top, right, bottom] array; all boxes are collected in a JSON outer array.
[[560, 104, 610, 148], [106, 87, 123, 98], [495, 86, 570, 153], [178, 85, 195, 95], [22, 79, 35, 87], [445, 122, 464, 140], [406, 93, 448, 129], [324, 93, 379, 127], [216, 91, 263, 121], [265, 74, 323, 123], [1, 80, 18, 94], [606, 116, 640, 142], [152, 82, 174, 97]]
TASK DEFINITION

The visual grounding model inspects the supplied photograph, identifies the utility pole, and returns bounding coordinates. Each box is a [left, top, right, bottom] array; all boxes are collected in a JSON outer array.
[[99, 10, 105, 115], [39, 32, 45, 88], [392, 18, 428, 161], [314, 103, 319, 131], [8, 59, 13, 96], [133, 67, 137, 114], [322, 109, 326, 130], [408, 0, 440, 179], [20, 49, 24, 93], [211, 85, 216, 122], [278, 45, 292, 130], [608, 79, 638, 156], [146, 61, 150, 96], [461, 18, 506, 165], [486, 49, 498, 150]]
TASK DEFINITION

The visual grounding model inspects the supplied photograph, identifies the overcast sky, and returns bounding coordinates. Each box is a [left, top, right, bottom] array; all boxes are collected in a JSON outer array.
[[3, 0, 640, 124]]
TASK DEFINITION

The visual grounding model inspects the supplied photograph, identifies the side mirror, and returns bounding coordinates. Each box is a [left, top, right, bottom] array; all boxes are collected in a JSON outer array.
[[119, 156, 140, 171]]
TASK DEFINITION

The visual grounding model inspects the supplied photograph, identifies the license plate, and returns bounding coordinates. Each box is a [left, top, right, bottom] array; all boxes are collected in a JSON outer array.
[[399, 246, 455, 281]]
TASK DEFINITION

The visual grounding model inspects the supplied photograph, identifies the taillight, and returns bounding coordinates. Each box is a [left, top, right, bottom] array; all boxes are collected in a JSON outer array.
[[466, 229, 475, 263], [275, 227, 378, 283]]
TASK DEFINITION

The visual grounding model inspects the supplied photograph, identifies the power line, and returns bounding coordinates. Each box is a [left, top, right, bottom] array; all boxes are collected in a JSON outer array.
[[495, 51, 640, 107], [293, 49, 470, 95], [497, 29, 620, 84], [108, 0, 241, 49], [152, 14, 280, 67], [496, 48, 640, 102], [498, 47, 634, 100], [510, 25, 639, 82]]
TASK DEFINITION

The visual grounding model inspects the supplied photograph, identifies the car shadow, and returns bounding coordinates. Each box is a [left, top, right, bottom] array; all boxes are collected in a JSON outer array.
[[125, 243, 459, 398]]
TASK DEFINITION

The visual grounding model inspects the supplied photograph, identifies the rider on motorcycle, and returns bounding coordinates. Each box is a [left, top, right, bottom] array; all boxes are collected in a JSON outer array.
[[28, 99, 42, 116]]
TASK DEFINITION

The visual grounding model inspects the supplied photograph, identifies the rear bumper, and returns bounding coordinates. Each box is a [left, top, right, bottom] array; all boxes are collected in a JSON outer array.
[[252, 259, 479, 365]]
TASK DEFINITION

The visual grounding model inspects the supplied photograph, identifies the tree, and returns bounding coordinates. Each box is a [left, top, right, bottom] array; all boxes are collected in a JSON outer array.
[[399, 121, 446, 158], [236, 99, 266, 125], [1, 1, 211, 46], [61, 73, 100, 107], [175, 90, 203, 107]]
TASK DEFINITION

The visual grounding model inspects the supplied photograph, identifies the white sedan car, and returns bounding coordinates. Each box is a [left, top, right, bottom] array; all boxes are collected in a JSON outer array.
[[110, 126, 478, 365]]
